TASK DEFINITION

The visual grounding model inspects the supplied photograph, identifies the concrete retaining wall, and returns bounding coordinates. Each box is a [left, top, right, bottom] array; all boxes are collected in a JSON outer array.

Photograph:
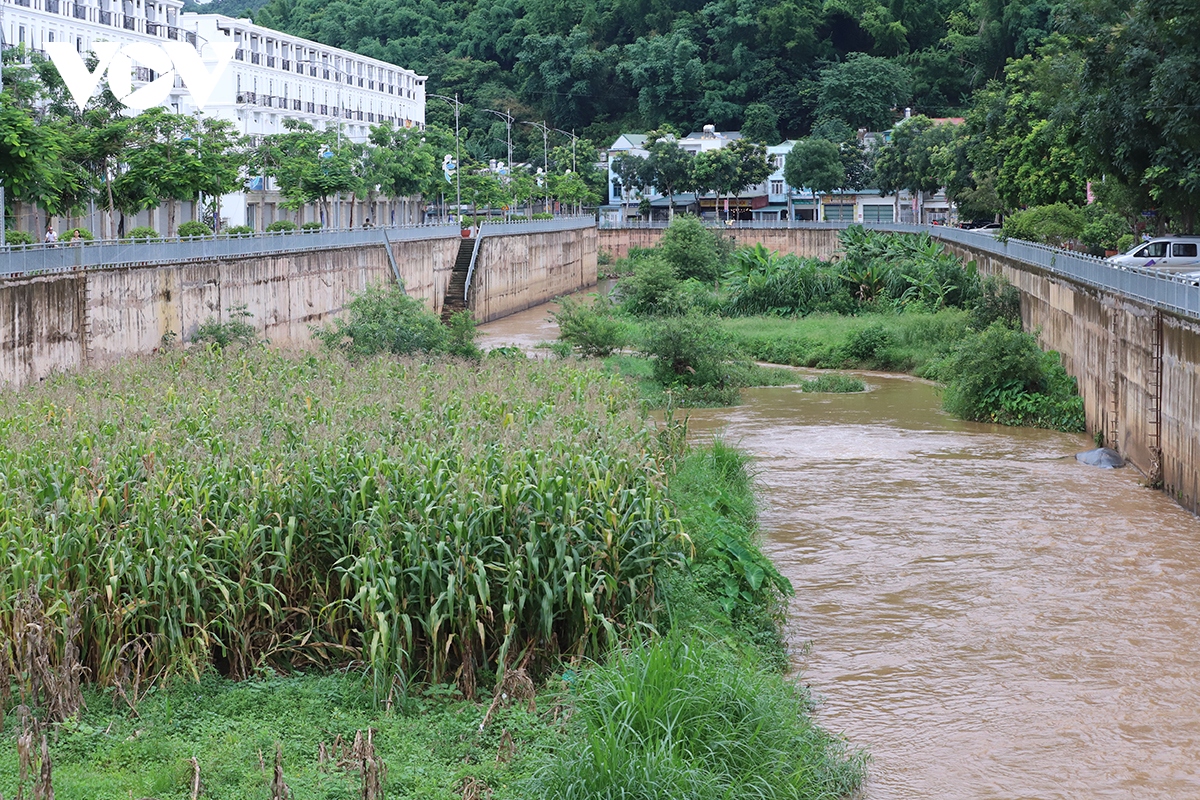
[[599, 227, 840, 262], [1, 225, 594, 389], [470, 226, 597, 322], [941, 242, 1200, 515]]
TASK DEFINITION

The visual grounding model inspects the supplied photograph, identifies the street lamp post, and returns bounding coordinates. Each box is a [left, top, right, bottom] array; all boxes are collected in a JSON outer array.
[[483, 108, 514, 218], [429, 93, 463, 224], [521, 120, 551, 213], [552, 127, 578, 173]]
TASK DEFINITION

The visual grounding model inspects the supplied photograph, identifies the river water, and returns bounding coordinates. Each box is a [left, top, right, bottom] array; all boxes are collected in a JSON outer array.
[[478, 300, 1200, 800]]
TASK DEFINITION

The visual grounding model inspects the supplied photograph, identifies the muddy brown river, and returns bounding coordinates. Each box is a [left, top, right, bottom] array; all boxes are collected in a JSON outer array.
[[479, 299, 1200, 800]]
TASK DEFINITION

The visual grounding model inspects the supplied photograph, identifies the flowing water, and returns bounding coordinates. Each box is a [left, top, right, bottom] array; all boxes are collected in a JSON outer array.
[[478, 300, 1200, 800]]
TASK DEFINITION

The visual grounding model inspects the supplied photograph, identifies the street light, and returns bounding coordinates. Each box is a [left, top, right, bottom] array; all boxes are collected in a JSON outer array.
[[483, 108, 514, 218], [429, 93, 463, 224], [298, 57, 354, 228], [552, 127, 578, 173], [521, 120, 551, 212]]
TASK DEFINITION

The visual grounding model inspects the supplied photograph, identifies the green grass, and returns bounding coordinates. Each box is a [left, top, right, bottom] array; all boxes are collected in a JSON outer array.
[[0, 672, 560, 800], [796, 374, 866, 393], [601, 353, 794, 408], [719, 310, 970, 375], [525, 635, 866, 800]]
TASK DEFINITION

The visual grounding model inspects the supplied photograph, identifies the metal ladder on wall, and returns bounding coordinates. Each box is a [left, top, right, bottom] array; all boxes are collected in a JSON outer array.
[[1142, 309, 1161, 460], [1107, 310, 1120, 449]]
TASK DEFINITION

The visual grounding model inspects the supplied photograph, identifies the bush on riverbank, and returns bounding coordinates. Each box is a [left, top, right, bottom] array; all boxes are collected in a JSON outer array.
[[315, 283, 480, 359], [935, 323, 1086, 431]]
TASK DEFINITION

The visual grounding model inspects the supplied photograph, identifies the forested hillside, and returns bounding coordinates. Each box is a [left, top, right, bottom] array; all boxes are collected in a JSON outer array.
[[246, 0, 1069, 146]]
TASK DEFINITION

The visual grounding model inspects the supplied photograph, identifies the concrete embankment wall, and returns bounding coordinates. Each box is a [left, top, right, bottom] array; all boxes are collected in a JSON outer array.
[[2, 225, 595, 390], [598, 226, 1200, 513], [599, 227, 840, 261], [940, 242, 1200, 516], [470, 226, 598, 322]]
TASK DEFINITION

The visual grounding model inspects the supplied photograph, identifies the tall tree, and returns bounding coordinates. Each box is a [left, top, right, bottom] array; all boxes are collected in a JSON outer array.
[[785, 138, 845, 219], [644, 132, 694, 219], [816, 53, 911, 131], [1073, 0, 1200, 231]]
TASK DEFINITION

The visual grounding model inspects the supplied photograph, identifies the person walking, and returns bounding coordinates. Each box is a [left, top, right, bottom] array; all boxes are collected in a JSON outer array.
[[71, 229, 83, 244]]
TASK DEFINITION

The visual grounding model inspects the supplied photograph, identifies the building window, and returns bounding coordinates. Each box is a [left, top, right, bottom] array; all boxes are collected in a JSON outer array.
[[770, 180, 784, 195]]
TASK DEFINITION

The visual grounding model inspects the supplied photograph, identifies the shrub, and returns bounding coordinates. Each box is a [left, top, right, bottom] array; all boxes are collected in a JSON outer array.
[[265, 220, 298, 233], [660, 214, 723, 283], [618, 255, 683, 316], [553, 295, 631, 357], [532, 212, 554, 220], [301, 221, 323, 231], [969, 275, 1022, 331], [940, 324, 1085, 430], [124, 226, 161, 242], [63, 227, 95, 241], [1079, 205, 1129, 253], [191, 305, 258, 348], [225, 224, 254, 236], [1002, 204, 1083, 247], [177, 220, 213, 237], [3, 229, 36, 245], [445, 309, 482, 360], [841, 323, 893, 364], [641, 314, 739, 390], [1116, 233, 1135, 253], [526, 636, 865, 800], [316, 284, 454, 358]]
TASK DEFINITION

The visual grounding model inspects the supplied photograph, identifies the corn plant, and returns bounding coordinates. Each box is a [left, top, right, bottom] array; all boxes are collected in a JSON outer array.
[[0, 349, 686, 716]]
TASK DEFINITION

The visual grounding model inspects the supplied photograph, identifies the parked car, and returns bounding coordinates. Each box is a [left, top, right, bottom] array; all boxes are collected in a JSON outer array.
[[1107, 235, 1200, 272]]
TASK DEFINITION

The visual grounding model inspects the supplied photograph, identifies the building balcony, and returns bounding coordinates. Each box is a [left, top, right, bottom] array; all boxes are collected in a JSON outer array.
[[281, 59, 290, 71], [14, 0, 30, 8], [266, 55, 275, 67], [73, 3, 87, 19], [98, 9, 111, 23], [45, 0, 59, 13], [250, 52, 261, 65], [123, 16, 136, 30], [146, 21, 162, 35], [234, 49, 244, 60]]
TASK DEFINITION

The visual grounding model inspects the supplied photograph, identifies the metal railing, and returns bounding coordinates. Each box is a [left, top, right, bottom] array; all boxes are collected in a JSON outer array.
[[0, 217, 597, 281], [463, 216, 594, 302], [598, 220, 1200, 320]]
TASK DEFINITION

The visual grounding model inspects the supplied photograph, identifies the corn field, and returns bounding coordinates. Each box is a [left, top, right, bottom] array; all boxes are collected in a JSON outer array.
[[0, 350, 684, 716]]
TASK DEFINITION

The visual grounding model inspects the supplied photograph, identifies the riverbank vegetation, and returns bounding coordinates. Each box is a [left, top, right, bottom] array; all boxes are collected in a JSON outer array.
[[0, 305, 862, 798], [558, 218, 1083, 432]]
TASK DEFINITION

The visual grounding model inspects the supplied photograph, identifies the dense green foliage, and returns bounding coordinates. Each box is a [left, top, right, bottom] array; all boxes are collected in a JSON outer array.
[[0, 351, 685, 716], [248, 0, 1067, 146], [315, 284, 481, 359], [1001, 203, 1083, 247], [553, 295, 631, 357], [936, 323, 1086, 430]]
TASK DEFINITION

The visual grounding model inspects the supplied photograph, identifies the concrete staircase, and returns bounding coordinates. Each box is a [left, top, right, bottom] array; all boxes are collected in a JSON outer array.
[[440, 237, 475, 323]]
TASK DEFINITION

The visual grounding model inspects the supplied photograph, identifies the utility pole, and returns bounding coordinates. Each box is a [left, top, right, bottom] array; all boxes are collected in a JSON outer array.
[[429, 93, 463, 223]]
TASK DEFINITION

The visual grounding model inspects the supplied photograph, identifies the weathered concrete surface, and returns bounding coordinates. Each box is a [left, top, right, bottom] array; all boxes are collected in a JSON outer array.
[[470, 226, 597, 323], [599, 226, 839, 261], [1, 226, 594, 389], [941, 240, 1200, 516]]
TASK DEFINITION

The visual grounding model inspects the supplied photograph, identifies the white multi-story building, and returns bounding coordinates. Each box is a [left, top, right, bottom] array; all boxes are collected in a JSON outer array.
[[1, 0, 427, 232]]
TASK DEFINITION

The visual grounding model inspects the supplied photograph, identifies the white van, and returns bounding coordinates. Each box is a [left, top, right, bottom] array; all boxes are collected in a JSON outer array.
[[1107, 236, 1200, 273]]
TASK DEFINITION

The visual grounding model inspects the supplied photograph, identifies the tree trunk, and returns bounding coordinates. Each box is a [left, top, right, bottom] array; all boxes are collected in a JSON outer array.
[[167, 200, 177, 236]]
